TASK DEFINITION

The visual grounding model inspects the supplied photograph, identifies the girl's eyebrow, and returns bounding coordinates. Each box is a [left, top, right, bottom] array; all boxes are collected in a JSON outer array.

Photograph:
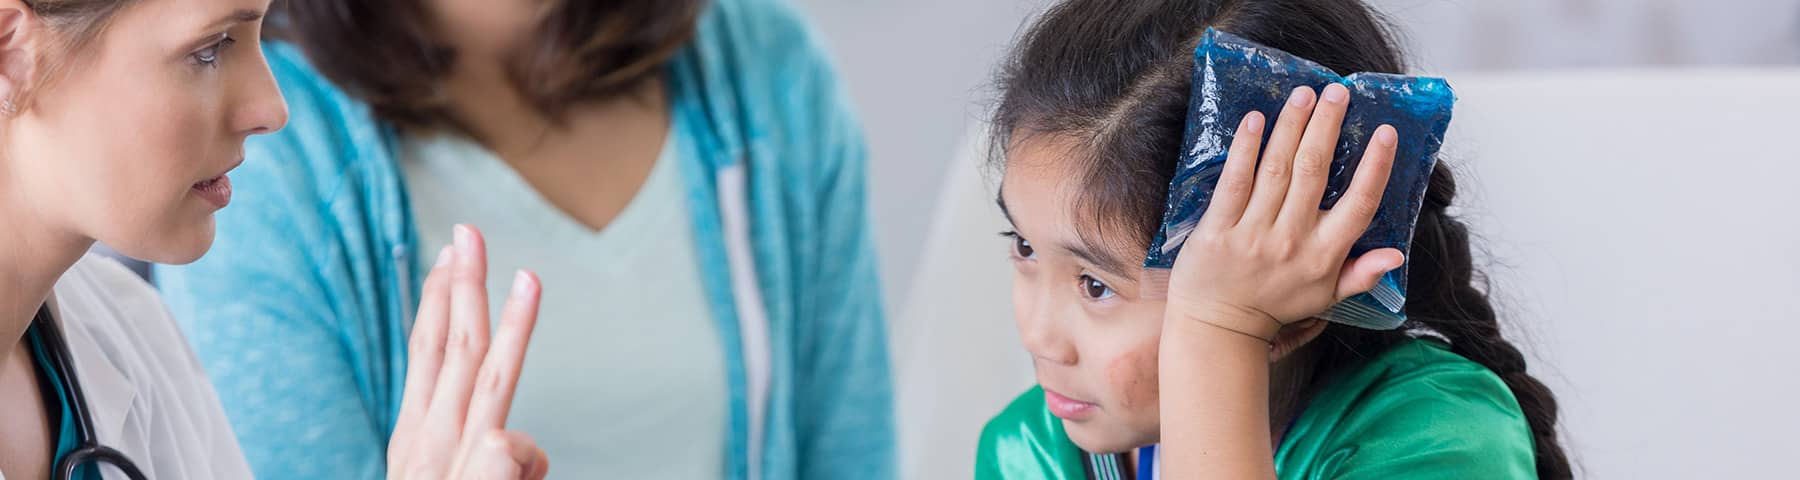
[[1065, 238, 1138, 282], [997, 188, 1138, 281]]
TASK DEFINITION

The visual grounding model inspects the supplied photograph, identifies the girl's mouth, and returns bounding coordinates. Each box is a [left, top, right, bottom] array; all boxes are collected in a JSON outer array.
[[1044, 387, 1098, 420]]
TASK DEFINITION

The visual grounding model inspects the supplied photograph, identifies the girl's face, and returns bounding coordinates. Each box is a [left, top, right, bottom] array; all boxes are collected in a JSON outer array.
[[1001, 137, 1167, 454], [1, 0, 286, 264]]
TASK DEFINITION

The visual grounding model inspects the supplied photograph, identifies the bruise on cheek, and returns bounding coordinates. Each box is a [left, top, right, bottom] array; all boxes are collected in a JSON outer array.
[[1106, 341, 1160, 410]]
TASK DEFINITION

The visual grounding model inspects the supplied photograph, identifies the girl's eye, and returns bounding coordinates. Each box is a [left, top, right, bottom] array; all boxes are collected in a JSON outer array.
[[1004, 231, 1036, 260], [191, 35, 236, 68], [1079, 274, 1115, 300]]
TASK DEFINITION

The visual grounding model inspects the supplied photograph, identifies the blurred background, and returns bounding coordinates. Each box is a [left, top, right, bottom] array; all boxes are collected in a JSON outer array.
[[782, 0, 1800, 478]]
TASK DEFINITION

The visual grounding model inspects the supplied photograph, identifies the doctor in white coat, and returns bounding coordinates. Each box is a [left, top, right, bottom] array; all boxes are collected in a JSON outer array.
[[0, 0, 548, 478]]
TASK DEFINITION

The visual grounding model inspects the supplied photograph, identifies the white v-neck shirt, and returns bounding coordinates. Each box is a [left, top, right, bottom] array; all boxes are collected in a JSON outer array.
[[400, 124, 727, 479]]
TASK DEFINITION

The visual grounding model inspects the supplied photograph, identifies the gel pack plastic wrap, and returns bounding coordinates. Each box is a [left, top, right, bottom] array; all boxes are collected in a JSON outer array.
[[1144, 28, 1456, 330]]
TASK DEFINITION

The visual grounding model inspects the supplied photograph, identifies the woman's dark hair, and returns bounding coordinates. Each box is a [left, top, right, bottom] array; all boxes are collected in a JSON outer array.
[[990, 0, 1571, 477], [269, 0, 706, 130]]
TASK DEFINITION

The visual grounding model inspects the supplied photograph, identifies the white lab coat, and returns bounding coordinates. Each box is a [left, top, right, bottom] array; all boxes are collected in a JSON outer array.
[[0, 254, 252, 480]]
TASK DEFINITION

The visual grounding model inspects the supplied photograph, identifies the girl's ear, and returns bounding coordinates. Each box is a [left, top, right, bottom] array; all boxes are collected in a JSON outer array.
[[0, 4, 35, 115], [1269, 319, 1329, 362]]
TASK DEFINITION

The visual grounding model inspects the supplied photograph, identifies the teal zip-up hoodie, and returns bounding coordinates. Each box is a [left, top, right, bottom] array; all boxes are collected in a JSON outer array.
[[154, 1, 894, 478]]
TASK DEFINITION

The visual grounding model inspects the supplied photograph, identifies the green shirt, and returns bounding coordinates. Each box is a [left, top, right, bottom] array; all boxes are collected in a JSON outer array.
[[976, 339, 1536, 479]]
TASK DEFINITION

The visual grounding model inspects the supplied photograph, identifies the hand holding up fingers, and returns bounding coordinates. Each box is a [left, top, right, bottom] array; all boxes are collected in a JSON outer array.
[[388, 225, 549, 480]]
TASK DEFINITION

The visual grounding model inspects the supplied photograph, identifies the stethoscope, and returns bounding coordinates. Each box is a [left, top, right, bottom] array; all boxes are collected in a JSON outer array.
[[33, 304, 149, 480]]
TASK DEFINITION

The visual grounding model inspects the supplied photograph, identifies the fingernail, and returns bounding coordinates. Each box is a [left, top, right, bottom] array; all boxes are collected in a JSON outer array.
[[511, 270, 534, 297], [1288, 86, 1313, 107], [1244, 111, 1264, 134], [434, 245, 453, 267], [1322, 84, 1349, 104], [453, 224, 475, 256], [1375, 125, 1397, 147]]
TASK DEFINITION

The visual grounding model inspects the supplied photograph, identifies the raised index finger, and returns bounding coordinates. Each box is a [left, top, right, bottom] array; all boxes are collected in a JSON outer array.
[[1199, 111, 1266, 231]]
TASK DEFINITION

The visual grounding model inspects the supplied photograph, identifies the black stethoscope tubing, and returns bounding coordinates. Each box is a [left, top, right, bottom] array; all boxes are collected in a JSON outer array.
[[35, 304, 149, 480]]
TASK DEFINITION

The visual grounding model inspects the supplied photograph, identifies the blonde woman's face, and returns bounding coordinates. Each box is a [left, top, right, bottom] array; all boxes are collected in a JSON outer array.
[[1000, 137, 1170, 454], [2, 0, 286, 263]]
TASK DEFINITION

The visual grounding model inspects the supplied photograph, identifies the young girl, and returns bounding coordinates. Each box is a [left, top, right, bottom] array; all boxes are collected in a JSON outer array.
[[975, 0, 1569, 478]]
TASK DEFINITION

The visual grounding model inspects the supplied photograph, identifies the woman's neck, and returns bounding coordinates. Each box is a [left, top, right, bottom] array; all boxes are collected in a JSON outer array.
[[0, 188, 93, 362], [431, 56, 670, 234], [437, 55, 667, 159], [438, 57, 549, 157]]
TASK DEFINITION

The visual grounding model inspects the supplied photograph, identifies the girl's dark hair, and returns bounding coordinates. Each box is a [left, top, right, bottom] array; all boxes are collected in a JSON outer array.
[[268, 0, 706, 130], [990, 0, 1571, 477]]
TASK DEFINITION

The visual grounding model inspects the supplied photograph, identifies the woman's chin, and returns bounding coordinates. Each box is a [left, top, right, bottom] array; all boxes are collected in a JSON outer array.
[[111, 219, 216, 265]]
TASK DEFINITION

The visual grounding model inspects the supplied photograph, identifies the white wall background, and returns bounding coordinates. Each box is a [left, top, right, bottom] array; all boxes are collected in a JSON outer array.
[[1443, 70, 1800, 478]]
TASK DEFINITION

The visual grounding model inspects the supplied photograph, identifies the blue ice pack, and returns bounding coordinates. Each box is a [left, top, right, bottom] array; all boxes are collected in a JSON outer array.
[[1143, 29, 1456, 330]]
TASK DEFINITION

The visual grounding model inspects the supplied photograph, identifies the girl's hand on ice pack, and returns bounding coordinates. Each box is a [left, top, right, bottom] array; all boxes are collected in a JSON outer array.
[[1165, 83, 1404, 343]]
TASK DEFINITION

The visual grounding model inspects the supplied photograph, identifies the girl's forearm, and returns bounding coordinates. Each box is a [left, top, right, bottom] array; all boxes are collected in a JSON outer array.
[[1159, 308, 1279, 479]]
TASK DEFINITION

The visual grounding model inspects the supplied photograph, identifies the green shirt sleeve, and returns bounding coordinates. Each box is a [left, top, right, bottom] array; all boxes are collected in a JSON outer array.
[[1274, 340, 1539, 480]]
